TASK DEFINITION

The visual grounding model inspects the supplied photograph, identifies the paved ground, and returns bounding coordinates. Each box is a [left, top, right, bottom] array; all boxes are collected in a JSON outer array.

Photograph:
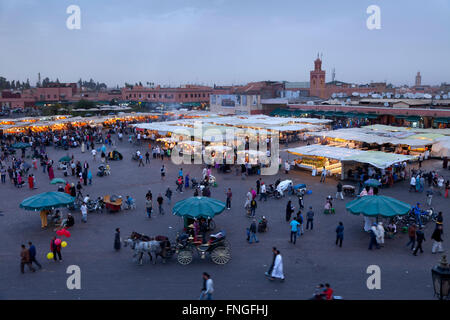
[[1, 135, 449, 300]]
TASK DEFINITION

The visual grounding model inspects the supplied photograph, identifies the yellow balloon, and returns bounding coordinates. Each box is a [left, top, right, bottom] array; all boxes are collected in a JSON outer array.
[[47, 252, 54, 260], [61, 241, 67, 248]]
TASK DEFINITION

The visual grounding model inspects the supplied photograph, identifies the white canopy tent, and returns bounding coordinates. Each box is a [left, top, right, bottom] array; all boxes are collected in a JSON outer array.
[[286, 145, 414, 169]]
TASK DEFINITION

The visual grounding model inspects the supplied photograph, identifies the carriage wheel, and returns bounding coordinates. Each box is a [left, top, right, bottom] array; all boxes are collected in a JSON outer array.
[[210, 247, 231, 265], [208, 219, 216, 231], [177, 249, 193, 265]]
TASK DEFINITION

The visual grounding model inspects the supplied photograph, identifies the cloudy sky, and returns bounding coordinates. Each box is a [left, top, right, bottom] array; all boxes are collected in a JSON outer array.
[[0, 0, 449, 87]]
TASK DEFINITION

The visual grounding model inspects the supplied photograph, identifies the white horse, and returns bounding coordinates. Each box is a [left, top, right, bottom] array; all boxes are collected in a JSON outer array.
[[124, 238, 162, 265]]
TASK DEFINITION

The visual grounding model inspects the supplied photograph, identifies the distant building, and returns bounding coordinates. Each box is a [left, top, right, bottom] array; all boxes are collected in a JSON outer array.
[[415, 71, 422, 87], [209, 81, 284, 115], [121, 84, 213, 107]]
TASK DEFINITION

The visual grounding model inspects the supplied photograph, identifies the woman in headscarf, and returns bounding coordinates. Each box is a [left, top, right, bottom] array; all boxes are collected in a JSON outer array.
[[114, 228, 121, 251]]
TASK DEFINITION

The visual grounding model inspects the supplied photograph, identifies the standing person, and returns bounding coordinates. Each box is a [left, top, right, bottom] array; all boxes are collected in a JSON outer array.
[[336, 222, 344, 247], [435, 211, 443, 229], [406, 224, 417, 250], [248, 219, 259, 244], [368, 223, 380, 250], [445, 181, 449, 198], [145, 195, 152, 219], [1, 166, 6, 184], [225, 188, 232, 210], [82, 169, 87, 186], [138, 154, 145, 167], [165, 187, 173, 205], [145, 151, 150, 164], [296, 210, 304, 236], [87, 170, 92, 185], [259, 182, 267, 201], [114, 228, 121, 251], [431, 225, 444, 254], [81, 202, 87, 223], [413, 227, 425, 256], [199, 272, 214, 300], [270, 250, 285, 281], [200, 219, 208, 244], [320, 166, 327, 183], [50, 237, 62, 262], [20, 244, 36, 274], [289, 218, 300, 244], [160, 165, 165, 180], [176, 176, 183, 193], [284, 160, 290, 174], [48, 165, 54, 180], [250, 198, 257, 218], [91, 148, 97, 161], [256, 178, 261, 195], [376, 222, 385, 247], [76, 181, 83, 198], [336, 182, 344, 200], [265, 247, 278, 277], [28, 242, 42, 269], [285, 200, 294, 222], [426, 188, 433, 207], [306, 206, 314, 230], [185, 173, 190, 189], [39, 210, 48, 229], [157, 194, 164, 215]]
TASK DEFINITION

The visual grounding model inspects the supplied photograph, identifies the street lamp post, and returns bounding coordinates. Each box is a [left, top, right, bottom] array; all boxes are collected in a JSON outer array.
[[431, 255, 450, 300]]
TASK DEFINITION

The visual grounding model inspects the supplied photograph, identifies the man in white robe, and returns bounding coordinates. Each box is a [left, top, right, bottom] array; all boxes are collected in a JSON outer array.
[[270, 251, 285, 281]]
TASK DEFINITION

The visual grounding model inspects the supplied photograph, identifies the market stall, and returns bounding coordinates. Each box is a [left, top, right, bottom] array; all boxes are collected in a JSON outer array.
[[286, 145, 414, 180]]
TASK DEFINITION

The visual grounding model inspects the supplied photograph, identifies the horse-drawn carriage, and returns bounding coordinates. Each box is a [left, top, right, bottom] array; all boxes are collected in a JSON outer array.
[[123, 230, 231, 266], [175, 230, 231, 265]]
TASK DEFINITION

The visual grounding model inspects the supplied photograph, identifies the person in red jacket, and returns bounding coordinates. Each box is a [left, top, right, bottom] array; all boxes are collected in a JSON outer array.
[[323, 283, 334, 300]]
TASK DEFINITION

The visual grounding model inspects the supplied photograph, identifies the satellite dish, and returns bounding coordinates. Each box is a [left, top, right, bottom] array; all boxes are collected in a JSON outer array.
[[384, 102, 389, 107], [443, 94, 448, 99], [424, 94, 432, 99], [352, 92, 359, 97], [395, 94, 400, 99], [331, 93, 336, 98], [435, 95, 441, 100], [386, 93, 392, 98]]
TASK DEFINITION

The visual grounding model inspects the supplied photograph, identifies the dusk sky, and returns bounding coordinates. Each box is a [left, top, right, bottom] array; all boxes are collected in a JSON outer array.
[[1, 0, 449, 87]]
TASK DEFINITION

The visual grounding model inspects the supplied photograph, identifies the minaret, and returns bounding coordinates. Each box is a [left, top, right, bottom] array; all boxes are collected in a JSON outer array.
[[415, 71, 421, 86], [310, 54, 326, 98], [332, 68, 336, 82]]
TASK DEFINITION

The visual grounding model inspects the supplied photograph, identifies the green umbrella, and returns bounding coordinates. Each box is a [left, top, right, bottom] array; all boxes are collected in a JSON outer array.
[[346, 195, 411, 217], [20, 192, 75, 211], [59, 156, 72, 162], [172, 196, 226, 219], [50, 178, 66, 185], [11, 142, 30, 149], [364, 179, 382, 187]]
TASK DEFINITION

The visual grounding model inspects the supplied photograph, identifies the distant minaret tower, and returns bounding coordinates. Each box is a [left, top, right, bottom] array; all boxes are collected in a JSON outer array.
[[332, 68, 336, 82], [38, 73, 41, 87], [415, 71, 421, 86]]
